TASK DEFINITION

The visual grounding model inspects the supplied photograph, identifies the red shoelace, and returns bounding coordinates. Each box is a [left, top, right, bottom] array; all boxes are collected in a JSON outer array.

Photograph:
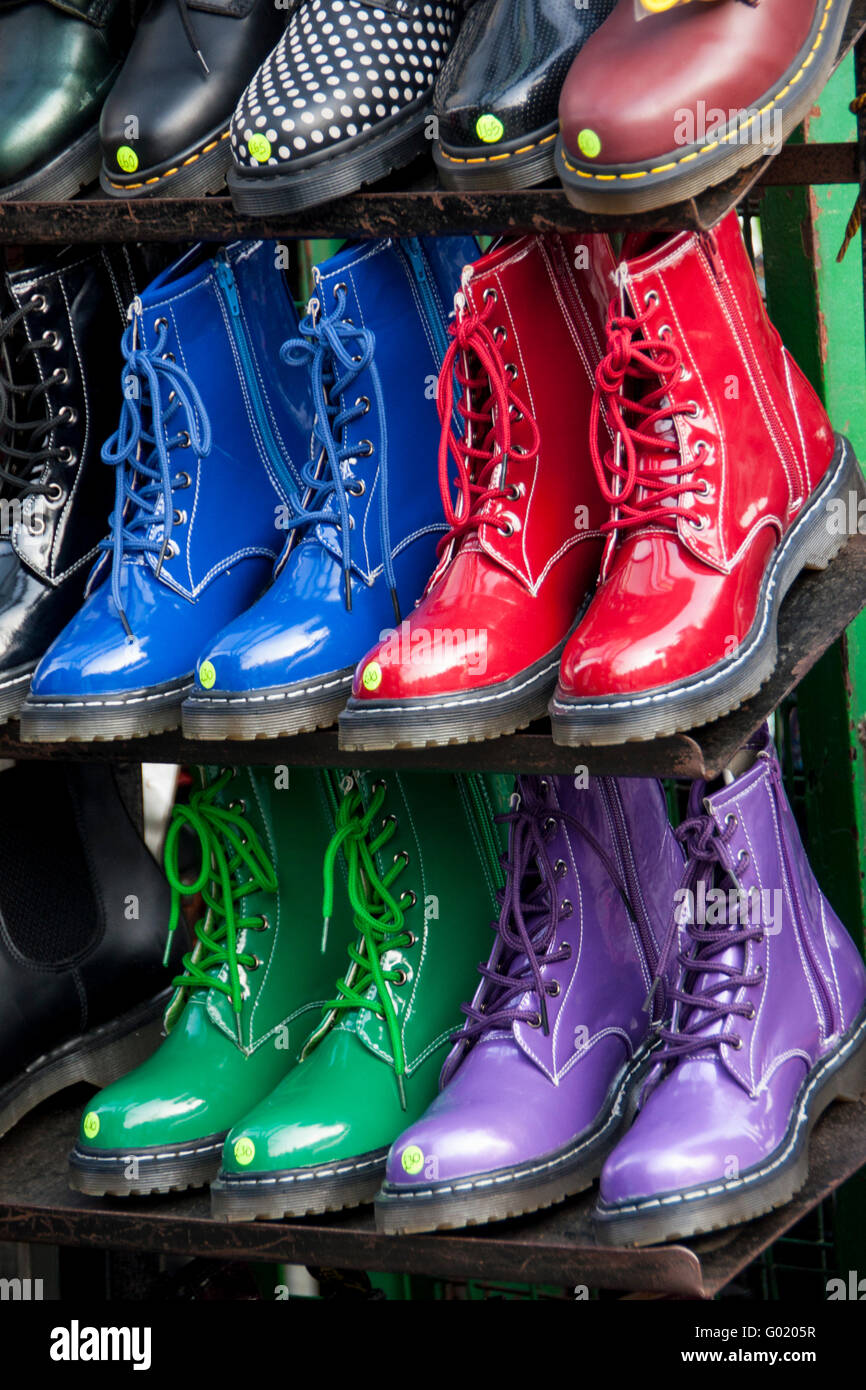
[[435, 295, 540, 559]]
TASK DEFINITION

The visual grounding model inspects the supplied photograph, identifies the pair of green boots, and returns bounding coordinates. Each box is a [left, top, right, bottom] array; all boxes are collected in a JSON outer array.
[[69, 765, 510, 1221]]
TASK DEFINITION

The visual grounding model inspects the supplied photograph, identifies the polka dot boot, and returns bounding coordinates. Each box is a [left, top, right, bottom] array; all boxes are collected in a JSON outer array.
[[227, 0, 464, 213]]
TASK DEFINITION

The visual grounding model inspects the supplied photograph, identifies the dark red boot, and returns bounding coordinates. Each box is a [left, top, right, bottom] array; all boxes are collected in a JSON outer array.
[[550, 211, 863, 746], [339, 233, 614, 750]]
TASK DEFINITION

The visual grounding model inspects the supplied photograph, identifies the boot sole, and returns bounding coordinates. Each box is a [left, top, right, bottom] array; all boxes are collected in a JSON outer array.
[[19, 675, 192, 742], [69, 1131, 226, 1198], [181, 666, 354, 740], [338, 638, 570, 751], [550, 435, 863, 745], [210, 1145, 389, 1222], [594, 1003, 866, 1248], [0, 123, 100, 201], [374, 1041, 654, 1236], [434, 120, 558, 191], [0, 991, 169, 1141], [554, 0, 852, 214], [227, 92, 431, 215], [0, 662, 36, 723], [99, 124, 232, 200]]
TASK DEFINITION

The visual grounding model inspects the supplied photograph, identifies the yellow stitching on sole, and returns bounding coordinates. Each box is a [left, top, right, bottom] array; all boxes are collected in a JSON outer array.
[[108, 129, 230, 190], [439, 129, 557, 166]]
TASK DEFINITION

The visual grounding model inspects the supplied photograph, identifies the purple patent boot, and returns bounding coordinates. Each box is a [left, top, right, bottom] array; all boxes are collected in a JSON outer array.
[[375, 774, 685, 1234], [596, 726, 866, 1247]]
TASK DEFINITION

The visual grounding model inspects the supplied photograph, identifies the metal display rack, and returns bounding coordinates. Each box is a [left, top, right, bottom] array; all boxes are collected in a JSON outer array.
[[1, 1, 866, 1300]]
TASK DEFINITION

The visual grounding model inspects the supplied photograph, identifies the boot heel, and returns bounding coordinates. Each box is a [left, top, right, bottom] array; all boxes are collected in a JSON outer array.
[[829, 1019, 866, 1104], [800, 436, 865, 573]]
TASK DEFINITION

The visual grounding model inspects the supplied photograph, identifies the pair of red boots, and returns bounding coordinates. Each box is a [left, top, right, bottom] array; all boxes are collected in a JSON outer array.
[[339, 212, 861, 751]]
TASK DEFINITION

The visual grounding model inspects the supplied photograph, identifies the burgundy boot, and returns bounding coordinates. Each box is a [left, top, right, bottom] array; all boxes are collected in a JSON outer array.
[[596, 725, 866, 1246]]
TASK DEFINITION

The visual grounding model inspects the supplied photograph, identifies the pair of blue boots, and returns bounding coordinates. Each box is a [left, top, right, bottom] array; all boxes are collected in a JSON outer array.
[[19, 234, 476, 743]]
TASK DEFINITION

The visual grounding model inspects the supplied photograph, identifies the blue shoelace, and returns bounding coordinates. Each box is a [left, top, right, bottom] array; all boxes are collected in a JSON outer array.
[[99, 312, 211, 637], [280, 285, 399, 621]]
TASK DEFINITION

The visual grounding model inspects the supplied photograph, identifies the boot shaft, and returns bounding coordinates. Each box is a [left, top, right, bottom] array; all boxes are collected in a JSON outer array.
[[166, 764, 356, 1057], [443, 772, 684, 1085], [696, 729, 866, 1091], [88, 239, 311, 604], [283, 235, 477, 588], [306, 768, 512, 1073], [611, 211, 835, 571], [430, 232, 614, 595], [1, 245, 145, 581]]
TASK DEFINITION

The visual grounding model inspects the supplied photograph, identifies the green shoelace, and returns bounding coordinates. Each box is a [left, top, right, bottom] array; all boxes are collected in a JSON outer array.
[[319, 780, 413, 1103], [163, 769, 277, 1016]]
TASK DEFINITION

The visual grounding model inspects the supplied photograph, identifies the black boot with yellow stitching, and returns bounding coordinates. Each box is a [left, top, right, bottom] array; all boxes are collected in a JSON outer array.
[[98, 0, 286, 199], [68, 766, 356, 1197], [210, 771, 512, 1222], [433, 0, 616, 192]]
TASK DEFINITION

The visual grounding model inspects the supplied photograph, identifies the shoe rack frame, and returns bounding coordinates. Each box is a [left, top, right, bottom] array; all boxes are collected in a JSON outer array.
[[1, 5, 866, 1300]]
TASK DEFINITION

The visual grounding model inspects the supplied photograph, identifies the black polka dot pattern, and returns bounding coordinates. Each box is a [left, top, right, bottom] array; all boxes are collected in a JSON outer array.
[[231, 1, 461, 169]]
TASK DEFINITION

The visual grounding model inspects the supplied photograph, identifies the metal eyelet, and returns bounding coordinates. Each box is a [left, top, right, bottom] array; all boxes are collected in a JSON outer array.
[[380, 814, 398, 831], [483, 288, 498, 305], [546, 981, 561, 997], [177, 471, 192, 489], [560, 899, 573, 918], [509, 407, 524, 423], [507, 484, 523, 502], [400, 890, 417, 909], [644, 290, 660, 309], [543, 816, 557, 836], [46, 482, 63, 503], [539, 778, 549, 792], [52, 367, 69, 385], [695, 481, 711, 500], [404, 931, 417, 948], [393, 849, 410, 867], [164, 540, 179, 559], [248, 956, 263, 972], [730, 1036, 743, 1050], [526, 1011, 542, 1029], [178, 431, 191, 449], [347, 480, 366, 497], [357, 440, 374, 458], [43, 330, 60, 349], [30, 293, 48, 313], [694, 440, 709, 458], [745, 1004, 756, 1021], [230, 798, 247, 814], [57, 446, 76, 466], [493, 325, 507, 343], [258, 914, 270, 932], [737, 849, 750, 871], [658, 324, 673, 339], [355, 395, 371, 415], [505, 363, 518, 381], [724, 813, 738, 831], [554, 858, 567, 879], [154, 317, 169, 332], [686, 401, 700, 420], [498, 522, 514, 538], [173, 509, 187, 526], [333, 282, 348, 298], [59, 406, 77, 425], [371, 778, 388, 795], [689, 515, 708, 531], [511, 444, 530, 457], [560, 941, 572, 959], [755, 964, 764, 978], [392, 968, 409, 986]]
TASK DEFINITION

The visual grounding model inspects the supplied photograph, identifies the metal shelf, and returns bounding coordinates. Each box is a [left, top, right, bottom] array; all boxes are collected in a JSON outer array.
[[0, 1089, 863, 1298], [1, 530, 863, 779]]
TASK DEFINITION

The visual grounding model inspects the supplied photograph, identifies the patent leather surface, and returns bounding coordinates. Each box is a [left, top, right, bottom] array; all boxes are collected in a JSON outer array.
[[350, 233, 613, 704], [435, 0, 616, 149], [220, 771, 510, 1176], [600, 728, 866, 1207], [0, 762, 173, 1089], [559, 0, 826, 167], [194, 236, 475, 697], [100, 0, 285, 183], [0, 0, 133, 186], [30, 240, 311, 700], [0, 247, 143, 678], [385, 775, 684, 1188], [558, 211, 836, 698], [76, 767, 356, 1152]]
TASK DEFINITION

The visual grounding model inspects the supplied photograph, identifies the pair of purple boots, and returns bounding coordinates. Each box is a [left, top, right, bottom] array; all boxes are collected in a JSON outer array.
[[376, 726, 866, 1246]]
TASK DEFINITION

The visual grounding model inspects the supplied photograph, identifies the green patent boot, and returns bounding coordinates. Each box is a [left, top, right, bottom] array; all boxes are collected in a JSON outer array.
[[68, 765, 355, 1197], [210, 771, 511, 1222]]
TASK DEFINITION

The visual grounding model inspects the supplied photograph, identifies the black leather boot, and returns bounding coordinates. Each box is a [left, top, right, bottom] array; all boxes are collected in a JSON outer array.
[[228, 0, 465, 214], [0, 760, 180, 1138], [99, 0, 287, 199], [0, 0, 137, 200], [0, 244, 147, 722], [433, 0, 616, 189]]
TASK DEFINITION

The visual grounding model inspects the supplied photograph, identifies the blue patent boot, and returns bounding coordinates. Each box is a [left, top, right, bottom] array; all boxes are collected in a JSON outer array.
[[20, 241, 311, 742], [182, 235, 476, 741]]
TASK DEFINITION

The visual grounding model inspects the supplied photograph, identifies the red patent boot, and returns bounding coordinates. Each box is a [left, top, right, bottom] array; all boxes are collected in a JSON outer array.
[[550, 210, 863, 746], [339, 233, 614, 750]]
